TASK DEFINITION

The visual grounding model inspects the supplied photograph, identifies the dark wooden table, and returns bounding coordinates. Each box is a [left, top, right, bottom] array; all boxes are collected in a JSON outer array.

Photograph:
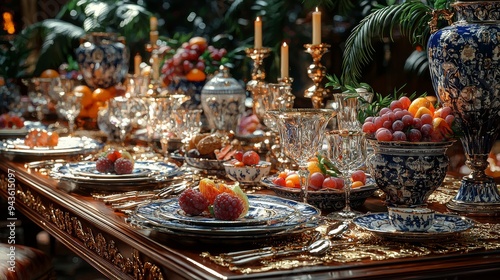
[[1, 159, 500, 280]]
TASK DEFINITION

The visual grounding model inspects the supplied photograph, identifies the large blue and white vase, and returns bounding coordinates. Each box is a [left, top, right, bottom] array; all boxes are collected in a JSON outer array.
[[366, 140, 454, 207], [76, 32, 129, 89], [427, 0, 500, 215]]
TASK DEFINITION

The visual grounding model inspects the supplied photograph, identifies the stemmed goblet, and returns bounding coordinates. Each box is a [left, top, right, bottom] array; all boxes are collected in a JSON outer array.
[[326, 129, 366, 220], [108, 96, 134, 146], [23, 78, 56, 121], [54, 78, 83, 135], [327, 93, 365, 220], [267, 109, 336, 203], [172, 108, 202, 150]]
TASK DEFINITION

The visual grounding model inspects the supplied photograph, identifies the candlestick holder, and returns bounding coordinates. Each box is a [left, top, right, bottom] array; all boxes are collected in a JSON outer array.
[[245, 47, 271, 91], [304, 43, 330, 108], [277, 77, 295, 109]]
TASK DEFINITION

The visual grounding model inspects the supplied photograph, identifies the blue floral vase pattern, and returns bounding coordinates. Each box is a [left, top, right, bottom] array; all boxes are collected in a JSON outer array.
[[201, 66, 246, 133], [366, 140, 453, 207], [76, 32, 129, 89], [427, 1, 500, 214]]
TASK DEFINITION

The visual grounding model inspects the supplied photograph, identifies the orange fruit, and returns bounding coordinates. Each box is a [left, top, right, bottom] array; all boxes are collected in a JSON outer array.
[[188, 36, 208, 48], [307, 161, 322, 174], [217, 183, 235, 196], [106, 85, 117, 96], [74, 85, 94, 108], [408, 97, 435, 117], [92, 88, 114, 102], [47, 132, 59, 147], [186, 68, 206, 82], [79, 107, 90, 118], [86, 102, 103, 119], [351, 181, 364, 189], [285, 173, 301, 186], [40, 69, 59, 78], [431, 117, 453, 141], [199, 178, 221, 204], [414, 107, 434, 118]]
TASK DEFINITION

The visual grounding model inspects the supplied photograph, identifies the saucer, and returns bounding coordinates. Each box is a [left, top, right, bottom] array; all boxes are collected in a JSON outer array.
[[353, 212, 474, 242]]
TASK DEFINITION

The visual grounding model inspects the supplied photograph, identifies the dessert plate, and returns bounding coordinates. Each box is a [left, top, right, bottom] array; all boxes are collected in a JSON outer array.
[[156, 197, 298, 227], [353, 212, 474, 242], [68, 162, 151, 179], [0, 121, 44, 139], [51, 161, 185, 192], [133, 194, 320, 236], [0, 136, 102, 160], [54, 161, 180, 183]]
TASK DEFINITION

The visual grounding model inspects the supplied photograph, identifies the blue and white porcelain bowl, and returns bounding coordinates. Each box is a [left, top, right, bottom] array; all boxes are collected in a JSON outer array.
[[367, 140, 454, 207], [223, 161, 271, 185], [388, 206, 435, 232]]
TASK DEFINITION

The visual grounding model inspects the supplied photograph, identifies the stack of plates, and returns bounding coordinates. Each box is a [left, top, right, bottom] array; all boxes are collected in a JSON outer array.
[[129, 194, 321, 241], [51, 161, 185, 192], [0, 136, 102, 160]]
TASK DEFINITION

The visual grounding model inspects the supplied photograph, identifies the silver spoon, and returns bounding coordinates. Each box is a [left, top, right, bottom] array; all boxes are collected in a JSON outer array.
[[231, 238, 332, 265]]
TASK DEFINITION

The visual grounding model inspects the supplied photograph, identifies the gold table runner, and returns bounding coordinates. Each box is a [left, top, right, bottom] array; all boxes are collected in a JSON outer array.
[[202, 176, 500, 273]]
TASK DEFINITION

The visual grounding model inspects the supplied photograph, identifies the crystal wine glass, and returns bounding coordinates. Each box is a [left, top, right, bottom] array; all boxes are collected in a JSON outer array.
[[326, 129, 366, 220], [23, 78, 55, 121], [267, 109, 336, 203], [108, 96, 134, 146], [54, 78, 83, 135], [327, 93, 366, 220], [172, 109, 202, 148], [264, 83, 294, 170]]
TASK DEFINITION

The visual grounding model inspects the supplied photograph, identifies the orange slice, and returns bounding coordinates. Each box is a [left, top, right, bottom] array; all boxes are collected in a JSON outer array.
[[408, 97, 435, 117]]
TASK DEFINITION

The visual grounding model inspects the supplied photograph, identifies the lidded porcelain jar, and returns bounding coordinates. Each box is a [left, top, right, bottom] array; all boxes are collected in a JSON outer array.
[[76, 32, 129, 89], [201, 66, 246, 133]]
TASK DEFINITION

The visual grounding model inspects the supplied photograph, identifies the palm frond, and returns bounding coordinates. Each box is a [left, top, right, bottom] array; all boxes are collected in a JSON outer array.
[[16, 19, 85, 76], [302, 0, 354, 15], [341, 0, 432, 85]]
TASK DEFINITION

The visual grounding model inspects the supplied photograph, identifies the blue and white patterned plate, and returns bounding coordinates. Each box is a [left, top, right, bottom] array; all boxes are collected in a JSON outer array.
[[156, 196, 297, 227], [353, 212, 474, 242], [50, 161, 184, 192], [53, 161, 180, 183], [68, 161, 152, 179], [133, 194, 320, 236]]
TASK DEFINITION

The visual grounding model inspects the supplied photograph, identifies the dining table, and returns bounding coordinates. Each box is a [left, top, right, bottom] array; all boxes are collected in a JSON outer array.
[[1, 135, 500, 280]]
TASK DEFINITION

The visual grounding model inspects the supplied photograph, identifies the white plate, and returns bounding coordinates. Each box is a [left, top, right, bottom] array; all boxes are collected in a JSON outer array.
[[0, 136, 102, 160], [353, 212, 474, 242]]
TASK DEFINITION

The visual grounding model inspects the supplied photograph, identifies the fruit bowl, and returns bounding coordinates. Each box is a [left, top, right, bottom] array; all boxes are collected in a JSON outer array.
[[223, 161, 271, 185], [261, 176, 377, 210]]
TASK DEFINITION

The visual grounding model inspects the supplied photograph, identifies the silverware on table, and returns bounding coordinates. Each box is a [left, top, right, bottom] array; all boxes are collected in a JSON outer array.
[[222, 220, 350, 265]]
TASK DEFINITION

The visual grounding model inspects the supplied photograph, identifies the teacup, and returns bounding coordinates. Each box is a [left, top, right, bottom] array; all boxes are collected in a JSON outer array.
[[388, 206, 435, 232]]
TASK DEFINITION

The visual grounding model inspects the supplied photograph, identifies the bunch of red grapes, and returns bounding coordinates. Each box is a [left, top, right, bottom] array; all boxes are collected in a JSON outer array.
[[362, 96, 454, 142], [161, 37, 227, 85]]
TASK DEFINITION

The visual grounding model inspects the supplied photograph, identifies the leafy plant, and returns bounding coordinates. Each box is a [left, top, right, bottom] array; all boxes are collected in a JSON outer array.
[[325, 74, 371, 93], [13, 0, 152, 77], [340, 0, 453, 85], [0, 36, 31, 79]]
